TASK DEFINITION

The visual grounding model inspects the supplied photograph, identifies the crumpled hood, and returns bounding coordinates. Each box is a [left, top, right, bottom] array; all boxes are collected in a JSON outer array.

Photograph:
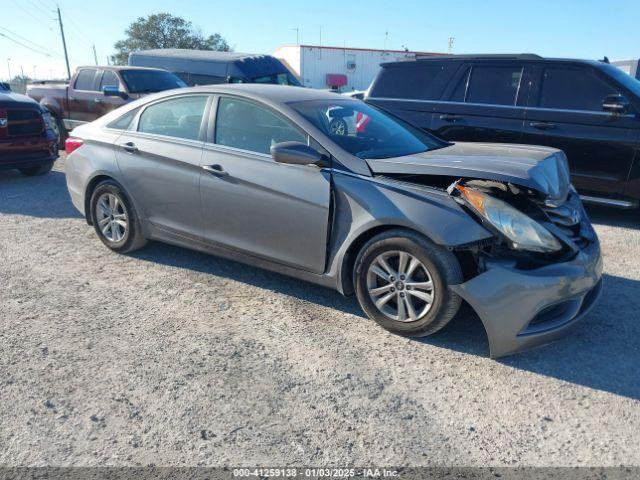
[[0, 91, 41, 109], [366, 142, 571, 206]]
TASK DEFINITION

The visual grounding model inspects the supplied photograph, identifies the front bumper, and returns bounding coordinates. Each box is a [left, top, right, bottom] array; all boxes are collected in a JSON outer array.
[[451, 237, 603, 358], [0, 131, 58, 170]]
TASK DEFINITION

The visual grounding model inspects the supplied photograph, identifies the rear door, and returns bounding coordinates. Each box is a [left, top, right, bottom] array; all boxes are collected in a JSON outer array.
[[199, 95, 331, 273], [522, 63, 639, 195], [430, 62, 528, 144], [69, 68, 101, 125], [115, 94, 210, 239]]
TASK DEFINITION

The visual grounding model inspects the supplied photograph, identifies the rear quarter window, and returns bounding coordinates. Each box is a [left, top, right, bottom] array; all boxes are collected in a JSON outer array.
[[371, 63, 446, 100]]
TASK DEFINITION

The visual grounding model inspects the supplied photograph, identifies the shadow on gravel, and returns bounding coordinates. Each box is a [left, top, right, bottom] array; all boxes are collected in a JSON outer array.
[[586, 204, 640, 229], [423, 273, 640, 400], [130, 241, 366, 318], [133, 241, 640, 400], [0, 168, 81, 219]]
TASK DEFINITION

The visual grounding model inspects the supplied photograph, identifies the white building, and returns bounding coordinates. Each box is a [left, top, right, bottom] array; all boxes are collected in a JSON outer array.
[[273, 44, 441, 92]]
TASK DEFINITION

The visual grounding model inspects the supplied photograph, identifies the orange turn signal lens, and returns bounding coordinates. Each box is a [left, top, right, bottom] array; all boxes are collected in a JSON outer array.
[[456, 185, 486, 215]]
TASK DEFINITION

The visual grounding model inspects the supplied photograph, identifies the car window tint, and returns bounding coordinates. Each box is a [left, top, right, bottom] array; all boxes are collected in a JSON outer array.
[[107, 108, 140, 130], [75, 69, 98, 91], [137, 96, 208, 140], [215, 97, 308, 155], [466, 66, 523, 105], [99, 70, 120, 91], [539, 68, 618, 111], [372, 64, 444, 100]]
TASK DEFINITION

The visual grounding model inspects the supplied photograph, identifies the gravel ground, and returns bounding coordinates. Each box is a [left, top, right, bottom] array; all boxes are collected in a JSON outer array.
[[1, 156, 639, 467]]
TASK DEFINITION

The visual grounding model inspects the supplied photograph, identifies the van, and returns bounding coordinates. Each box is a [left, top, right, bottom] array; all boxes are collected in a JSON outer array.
[[129, 49, 301, 87]]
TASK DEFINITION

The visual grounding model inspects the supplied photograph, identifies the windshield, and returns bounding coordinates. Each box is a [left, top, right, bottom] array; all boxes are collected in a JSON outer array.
[[289, 99, 445, 159], [252, 72, 301, 86], [120, 70, 187, 94]]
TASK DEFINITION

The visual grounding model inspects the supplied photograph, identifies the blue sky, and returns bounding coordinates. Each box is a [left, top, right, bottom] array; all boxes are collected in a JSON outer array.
[[2, 0, 640, 80]]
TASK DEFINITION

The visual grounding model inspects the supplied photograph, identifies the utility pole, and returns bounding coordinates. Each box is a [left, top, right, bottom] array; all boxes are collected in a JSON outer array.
[[384, 31, 389, 50], [92, 44, 98, 65], [292, 28, 299, 45], [57, 5, 71, 80], [6, 58, 11, 82], [448, 36, 455, 54]]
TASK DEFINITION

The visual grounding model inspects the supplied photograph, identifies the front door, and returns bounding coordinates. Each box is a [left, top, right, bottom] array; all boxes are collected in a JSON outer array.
[[522, 64, 639, 195], [200, 96, 331, 273], [430, 63, 527, 145], [115, 94, 210, 239]]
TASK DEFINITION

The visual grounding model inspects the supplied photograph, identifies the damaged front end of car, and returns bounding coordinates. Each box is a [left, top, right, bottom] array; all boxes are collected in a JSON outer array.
[[367, 146, 603, 358]]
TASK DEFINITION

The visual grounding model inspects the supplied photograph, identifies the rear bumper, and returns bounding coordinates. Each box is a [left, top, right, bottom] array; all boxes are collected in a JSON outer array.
[[452, 239, 603, 358], [0, 131, 59, 170]]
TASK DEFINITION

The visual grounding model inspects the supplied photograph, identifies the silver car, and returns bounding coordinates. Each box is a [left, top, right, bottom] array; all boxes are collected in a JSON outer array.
[[64, 84, 603, 357]]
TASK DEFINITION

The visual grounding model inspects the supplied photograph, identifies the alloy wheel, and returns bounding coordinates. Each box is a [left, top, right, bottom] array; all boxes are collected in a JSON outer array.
[[366, 250, 435, 322], [96, 193, 128, 243]]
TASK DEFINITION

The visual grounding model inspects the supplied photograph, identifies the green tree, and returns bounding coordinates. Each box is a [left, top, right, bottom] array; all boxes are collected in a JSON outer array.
[[111, 13, 231, 65]]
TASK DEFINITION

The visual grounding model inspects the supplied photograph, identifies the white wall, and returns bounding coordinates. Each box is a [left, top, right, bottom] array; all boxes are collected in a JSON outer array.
[[274, 46, 421, 91]]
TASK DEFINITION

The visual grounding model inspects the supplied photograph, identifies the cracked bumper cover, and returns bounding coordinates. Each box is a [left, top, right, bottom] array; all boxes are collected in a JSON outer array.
[[451, 238, 603, 358]]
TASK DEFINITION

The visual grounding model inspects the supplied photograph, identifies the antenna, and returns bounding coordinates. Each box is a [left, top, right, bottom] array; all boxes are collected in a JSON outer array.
[[56, 5, 71, 80]]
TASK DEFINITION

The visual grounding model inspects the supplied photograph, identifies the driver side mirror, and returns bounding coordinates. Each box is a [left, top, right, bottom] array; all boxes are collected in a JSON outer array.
[[602, 94, 630, 115], [103, 85, 128, 100], [271, 141, 324, 166]]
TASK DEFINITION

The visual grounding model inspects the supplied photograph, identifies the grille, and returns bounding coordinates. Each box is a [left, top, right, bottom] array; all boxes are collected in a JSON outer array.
[[541, 195, 589, 248], [5, 109, 44, 137]]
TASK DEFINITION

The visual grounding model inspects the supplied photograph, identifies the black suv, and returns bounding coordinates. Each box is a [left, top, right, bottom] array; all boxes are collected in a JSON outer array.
[[367, 54, 640, 208]]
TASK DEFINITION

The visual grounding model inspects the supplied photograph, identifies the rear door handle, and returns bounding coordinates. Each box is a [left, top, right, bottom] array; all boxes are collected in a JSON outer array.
[[439, 114, 462, 122], [202, 164, 228, 177], [530, 121, 556, 130], [94, 98, 103, 104], [120, 142, 138, 153]]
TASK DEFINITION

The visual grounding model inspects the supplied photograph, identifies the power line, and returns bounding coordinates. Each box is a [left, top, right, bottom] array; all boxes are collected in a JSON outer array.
[[0, 26, 61, 58], [0, 32, 53, 58]]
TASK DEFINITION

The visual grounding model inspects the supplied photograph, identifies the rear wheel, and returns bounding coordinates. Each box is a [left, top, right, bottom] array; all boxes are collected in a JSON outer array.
[[354, 229, 463, 337], [50, 113, 66, 145], [19, 161, 54, 176], [89, 181, 147, 253]]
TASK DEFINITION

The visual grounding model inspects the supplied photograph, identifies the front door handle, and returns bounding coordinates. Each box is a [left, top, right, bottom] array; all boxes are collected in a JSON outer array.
[[94, 98, 103, 104], [120, 142, 138, 153], [202, 164, 228, 177], [439, 114, 462, 122], [530, 121, 556, 130]]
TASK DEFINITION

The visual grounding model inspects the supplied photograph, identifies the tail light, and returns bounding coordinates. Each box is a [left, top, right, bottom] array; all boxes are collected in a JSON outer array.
[[65, 137, 84, 155]]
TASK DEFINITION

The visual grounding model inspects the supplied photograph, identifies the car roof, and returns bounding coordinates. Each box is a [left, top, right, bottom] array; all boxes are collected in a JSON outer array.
[[75, 65, 171, 72], [173, 84, 350, 103], [382, 55, 609, 69]]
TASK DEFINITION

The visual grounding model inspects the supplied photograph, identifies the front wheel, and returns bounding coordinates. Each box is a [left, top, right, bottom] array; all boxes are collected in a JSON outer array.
[[354, 229, 463, 337], [89, 180, 147, 253]]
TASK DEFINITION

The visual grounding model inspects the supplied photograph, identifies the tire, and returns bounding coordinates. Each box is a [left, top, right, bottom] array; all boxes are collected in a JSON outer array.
[[354, 229, 463, 337], [19, 161, 54, 176], [50, 113, 67, 145], [329, 118, 348, 136], [89, 180, 147, 254]]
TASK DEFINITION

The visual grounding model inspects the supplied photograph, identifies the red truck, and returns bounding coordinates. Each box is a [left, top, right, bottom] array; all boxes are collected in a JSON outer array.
[[27, 66, 186, 142], [0, 83, 58, 176]]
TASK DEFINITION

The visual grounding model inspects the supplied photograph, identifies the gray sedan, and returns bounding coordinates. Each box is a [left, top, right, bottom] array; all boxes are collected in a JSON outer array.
[[64, 84, 603, 357]]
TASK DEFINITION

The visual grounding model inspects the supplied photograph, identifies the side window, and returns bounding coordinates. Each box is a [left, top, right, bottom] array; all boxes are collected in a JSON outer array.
[[539, 68, 618, 112], [371, 64, 444, 100], [107, 107, 140, 130], [449, 67, 471, 102], [466, 66, 523, 105], [75, 69, 98, 91], [137, 96, 208, 141], [99, 70, 120, 91], [215, 97, 308, 155]]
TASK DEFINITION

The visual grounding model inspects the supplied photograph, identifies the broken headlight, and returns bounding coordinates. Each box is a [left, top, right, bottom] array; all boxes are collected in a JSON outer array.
[[457, 185, 562, 253]]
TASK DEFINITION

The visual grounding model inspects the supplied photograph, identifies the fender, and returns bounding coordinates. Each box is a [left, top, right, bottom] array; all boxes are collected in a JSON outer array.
[[326, 171, 494, 294], [39, 95, 64, 120]]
